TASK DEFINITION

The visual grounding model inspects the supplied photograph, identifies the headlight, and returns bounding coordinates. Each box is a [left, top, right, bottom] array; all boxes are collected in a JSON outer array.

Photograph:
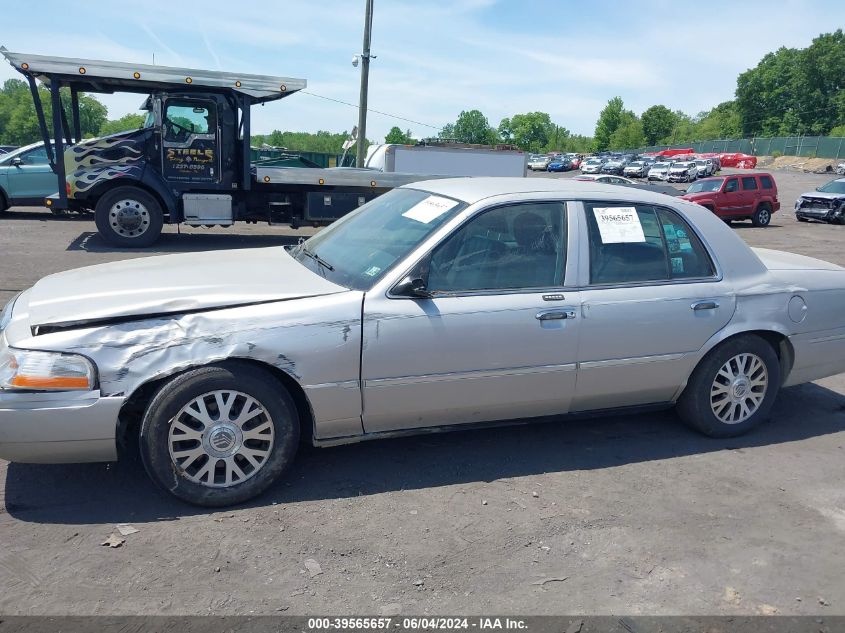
[[0, 346, 96, 391], [0, 293, 19, 331]]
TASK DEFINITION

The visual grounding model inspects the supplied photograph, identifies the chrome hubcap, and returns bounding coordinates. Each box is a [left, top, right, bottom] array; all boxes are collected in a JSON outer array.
[[759, 210, 770, 224], [110, 199, 150, 238], [710, 353, 768, 424], [168, 390, 274, 488]]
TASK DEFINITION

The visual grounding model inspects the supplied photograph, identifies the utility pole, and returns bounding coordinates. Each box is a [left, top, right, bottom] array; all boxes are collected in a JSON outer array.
[[356, 0, 374, 167]]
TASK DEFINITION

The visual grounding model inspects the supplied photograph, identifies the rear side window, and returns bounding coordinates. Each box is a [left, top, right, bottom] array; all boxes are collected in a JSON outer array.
[[585, 203, 715, 285], [741, 176, 758, 190], [760, 175, 773, 189]]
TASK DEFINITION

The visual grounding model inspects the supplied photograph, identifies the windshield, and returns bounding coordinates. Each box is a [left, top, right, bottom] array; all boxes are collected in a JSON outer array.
[[686, 178, 724, 193], [816, 180, 845, 194], [628, 162, 644, 167], [291, 188, 465, 291]]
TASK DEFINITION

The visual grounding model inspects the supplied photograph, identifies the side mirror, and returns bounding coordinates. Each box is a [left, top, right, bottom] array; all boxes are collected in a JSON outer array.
[[393, 274, 431, 299], [11, 157, 22, 166]]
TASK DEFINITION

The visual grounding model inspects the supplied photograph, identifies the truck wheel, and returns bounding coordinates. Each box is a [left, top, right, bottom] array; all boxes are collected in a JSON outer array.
[[95, 186, 164, 247], [139, 363, 300, 507], [676, 334, 780, 438], [751, 203, 772, 227]]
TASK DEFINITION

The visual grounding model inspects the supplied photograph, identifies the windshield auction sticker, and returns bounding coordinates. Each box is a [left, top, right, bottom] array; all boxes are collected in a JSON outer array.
[[593, 206, 646, 243], [402, 196, 459, 224]]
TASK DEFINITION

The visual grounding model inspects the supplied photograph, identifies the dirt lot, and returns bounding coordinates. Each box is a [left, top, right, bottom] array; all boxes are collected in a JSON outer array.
[[1, 168, 844, 616]]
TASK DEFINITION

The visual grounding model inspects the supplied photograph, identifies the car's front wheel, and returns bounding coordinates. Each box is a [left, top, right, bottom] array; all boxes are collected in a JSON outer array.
[[139, 363, 300, 506], [676, 335, 781, 438], [95, 186, 164, 247]]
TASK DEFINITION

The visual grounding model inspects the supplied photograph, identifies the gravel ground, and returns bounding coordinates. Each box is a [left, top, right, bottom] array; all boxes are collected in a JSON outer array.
[[1, 168, 844, 616]]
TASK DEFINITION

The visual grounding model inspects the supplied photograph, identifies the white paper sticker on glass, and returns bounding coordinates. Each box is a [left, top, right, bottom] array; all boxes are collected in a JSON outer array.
[[402, 195, 459, 224], [593, 207, 646, 243]]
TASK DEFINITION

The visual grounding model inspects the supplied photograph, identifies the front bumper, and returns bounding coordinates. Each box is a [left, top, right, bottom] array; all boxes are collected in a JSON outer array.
[[667, 173, 689, 182], [0, 390, 123, 463]]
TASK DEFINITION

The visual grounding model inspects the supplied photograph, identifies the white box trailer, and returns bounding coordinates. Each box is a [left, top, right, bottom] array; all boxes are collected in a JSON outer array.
[[365, 144, 527, 178]]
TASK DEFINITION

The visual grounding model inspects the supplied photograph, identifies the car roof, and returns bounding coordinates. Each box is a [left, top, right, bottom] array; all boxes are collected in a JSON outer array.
[[402, 176, 685, 206]]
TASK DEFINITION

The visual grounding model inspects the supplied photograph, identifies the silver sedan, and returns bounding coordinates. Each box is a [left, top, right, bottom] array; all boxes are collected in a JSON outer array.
[[3, 178, 845, 506]]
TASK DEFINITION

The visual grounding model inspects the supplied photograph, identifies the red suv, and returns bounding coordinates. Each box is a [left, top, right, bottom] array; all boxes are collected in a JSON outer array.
[[681, 172, 780, 226]]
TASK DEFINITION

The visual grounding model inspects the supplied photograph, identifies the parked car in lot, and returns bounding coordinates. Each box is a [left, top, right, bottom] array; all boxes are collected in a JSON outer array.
[[694, 159, 714, 177], [566, 154, 582, 169], [835, 162, 844, 176], [647, 162, 671, 181], [3, 177, 845, 506], [794, 177, 845, 224], [601, 157, 627, 175], [528, 155, 552, 171], [0, 142, 57, 211], [623, 161, 650, 178], [681, 173, 780, 226], [547, 157, 572, 172], [581, 158, 605, 174], [667, 161, 699, 183]]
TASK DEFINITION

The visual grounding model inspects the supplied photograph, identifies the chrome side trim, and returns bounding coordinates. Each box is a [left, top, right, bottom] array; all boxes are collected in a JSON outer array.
[[579, 353, 685, 369], [365, 362, 577, 388]]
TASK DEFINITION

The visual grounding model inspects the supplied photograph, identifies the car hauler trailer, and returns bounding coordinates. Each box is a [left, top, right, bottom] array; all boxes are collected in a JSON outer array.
[[1, 48, 449, 247]]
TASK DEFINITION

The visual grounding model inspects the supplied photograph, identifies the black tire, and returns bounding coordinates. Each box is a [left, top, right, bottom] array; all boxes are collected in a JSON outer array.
[[0, 188, 8, 214], [676, 334, 781, 438], [139, 363, 300, 507], [95, 186, 164, 247], [796, 216, 809, 222], [751, 203, 772, 227]]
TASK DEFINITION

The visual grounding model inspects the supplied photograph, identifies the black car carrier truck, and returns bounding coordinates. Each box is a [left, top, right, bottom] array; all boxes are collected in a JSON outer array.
[[1, 48, 447, 247]]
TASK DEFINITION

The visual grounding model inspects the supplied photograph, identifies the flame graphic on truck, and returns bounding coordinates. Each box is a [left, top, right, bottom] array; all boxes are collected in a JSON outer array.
[[65, 130, 148, 196]]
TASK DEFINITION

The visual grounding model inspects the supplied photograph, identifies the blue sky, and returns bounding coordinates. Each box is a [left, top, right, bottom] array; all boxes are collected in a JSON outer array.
[[2, 0, 843, 140]]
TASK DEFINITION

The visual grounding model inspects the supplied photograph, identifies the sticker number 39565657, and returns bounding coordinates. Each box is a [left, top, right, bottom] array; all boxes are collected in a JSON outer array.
[[592, 207, 646, 244]]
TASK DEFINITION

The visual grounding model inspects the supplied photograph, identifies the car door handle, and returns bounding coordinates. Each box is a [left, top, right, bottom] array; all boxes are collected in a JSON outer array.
[[691, 300, 719, 311], [536, 309, 577, 321]]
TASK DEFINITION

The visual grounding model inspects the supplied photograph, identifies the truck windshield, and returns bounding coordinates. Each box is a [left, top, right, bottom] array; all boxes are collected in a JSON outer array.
[[291, 188, 465, 291], [686, 178, 724, 193]]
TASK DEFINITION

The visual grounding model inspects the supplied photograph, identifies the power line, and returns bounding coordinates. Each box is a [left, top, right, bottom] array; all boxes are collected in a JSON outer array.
[[300, 89, 441, 130]]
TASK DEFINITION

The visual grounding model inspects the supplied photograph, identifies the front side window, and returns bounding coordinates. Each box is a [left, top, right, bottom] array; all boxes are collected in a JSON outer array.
[[164, 100, 215, 142], [21, 146, 49, 165], [585, 202, 715, 285], [741, 176, 758, 190], [724, 178, 739, 193], [427, 202, 567, 293]]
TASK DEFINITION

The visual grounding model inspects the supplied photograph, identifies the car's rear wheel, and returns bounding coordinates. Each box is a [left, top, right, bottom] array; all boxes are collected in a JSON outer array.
[[676, 334, 780, 438], [95, 186, 164, 247], [0, 189, 8, 214], [139, 363, 300, 506], [752, 203, 772, 227]]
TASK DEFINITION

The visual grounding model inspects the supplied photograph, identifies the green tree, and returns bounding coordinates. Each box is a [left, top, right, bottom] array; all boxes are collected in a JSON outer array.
[[384, 126, 414, 144], [593, 97, 625, 151], [499, 112, 558, 152], [452, 109, 497, 144], [694, 101, 741, 139], [99, 113, 146, 136], [640, 105, 677, 146], [439, 123, 456, 139], [0, 79, 109, 144], [608, 112, 644, 149]]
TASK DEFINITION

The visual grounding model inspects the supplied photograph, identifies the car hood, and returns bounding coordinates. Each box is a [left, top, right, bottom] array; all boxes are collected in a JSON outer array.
[[799, 191, 845, 201], [25, 247, 347, 331]]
